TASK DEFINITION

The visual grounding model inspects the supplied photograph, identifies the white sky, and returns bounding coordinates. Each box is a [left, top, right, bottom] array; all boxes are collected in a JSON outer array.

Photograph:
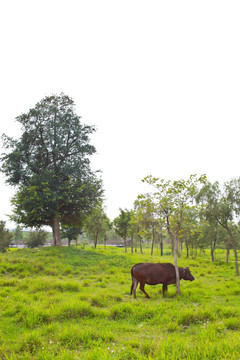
[[1, 1, 240, 228]]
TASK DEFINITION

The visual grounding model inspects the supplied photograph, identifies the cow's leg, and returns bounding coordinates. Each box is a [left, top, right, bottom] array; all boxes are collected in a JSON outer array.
[[162, 284, 168, 296], [139, 282, 150, 298], [131, 277, 139, 299]]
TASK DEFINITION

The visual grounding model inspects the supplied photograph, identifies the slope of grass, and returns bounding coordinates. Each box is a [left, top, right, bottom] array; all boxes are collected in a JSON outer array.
[[0, 246, 240, 359]]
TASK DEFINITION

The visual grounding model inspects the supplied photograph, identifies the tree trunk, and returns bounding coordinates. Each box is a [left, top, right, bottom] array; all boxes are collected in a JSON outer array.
[[166, 216, 180, 294], [124, 237, 127, 253], [186, 243, 189, 258], [160, 239, 163, 256], [168, 229, 180, 294], [210, 242, 214, 262], [226, 248, 229, 264], [211, 235, 217, 262], [233, 247, 239, 276], [139, 235, 143, 254], [159, 229, 163, 256], [173, 233, 180, 294], [171, 240, 174, 255], [131, 234, 134, 253], [94, 233, 98, 248], [151, 226, 155, 256], [52, 215, 61, 246]]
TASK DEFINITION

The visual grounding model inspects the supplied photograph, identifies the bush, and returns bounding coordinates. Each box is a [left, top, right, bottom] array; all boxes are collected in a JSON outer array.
[[25, 229, 47, 248], [0, 221, 13, 252]]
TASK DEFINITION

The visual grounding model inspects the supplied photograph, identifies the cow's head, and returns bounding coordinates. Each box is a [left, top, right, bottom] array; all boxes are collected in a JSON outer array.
[[182, 266, 195, 281]]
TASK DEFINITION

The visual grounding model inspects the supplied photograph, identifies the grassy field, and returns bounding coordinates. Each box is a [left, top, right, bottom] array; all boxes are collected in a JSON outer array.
[[0, 245, 240, 359]]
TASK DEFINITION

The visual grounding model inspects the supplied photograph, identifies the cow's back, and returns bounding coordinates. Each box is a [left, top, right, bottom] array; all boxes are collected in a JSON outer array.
[[131, 262, 176, 285]]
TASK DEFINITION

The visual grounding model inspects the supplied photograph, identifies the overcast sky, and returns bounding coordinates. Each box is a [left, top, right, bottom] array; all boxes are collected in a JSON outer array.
[[1, 1, 240, 228]]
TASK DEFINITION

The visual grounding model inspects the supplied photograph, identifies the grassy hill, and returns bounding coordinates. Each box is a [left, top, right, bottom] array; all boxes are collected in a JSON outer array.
[[0, 246, 240, 359]]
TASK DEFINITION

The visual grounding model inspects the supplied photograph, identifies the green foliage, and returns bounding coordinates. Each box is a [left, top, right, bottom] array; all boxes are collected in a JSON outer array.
[[14, 225, 23, 242], [1, 94, 103, 245], [114, 208, 132, 252], [139, 174, 207, 293], [140, 174, 207, 235], [84, 205, 110, 248], [61, 225, 81, 246], [197, 180, 240, 274], [0, 220, 13, 252], [24, 229, 48, 248], [114, 209, 132, 239]]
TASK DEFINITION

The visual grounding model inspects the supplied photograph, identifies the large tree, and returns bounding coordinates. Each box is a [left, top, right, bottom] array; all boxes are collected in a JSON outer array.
[[1, 94, 102, 245]]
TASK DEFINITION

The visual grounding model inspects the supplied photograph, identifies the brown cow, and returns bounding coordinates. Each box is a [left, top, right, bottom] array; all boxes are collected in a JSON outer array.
[[130, 262, 195, 298]]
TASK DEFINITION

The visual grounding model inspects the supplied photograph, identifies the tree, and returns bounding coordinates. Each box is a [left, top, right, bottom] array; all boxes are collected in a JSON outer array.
[[114, 209, 132, 253], [180, 207, 201, 258], [14, 225, 23, 243], [134, 196, 160, 255], [84, 205, 110, 248], [0, 221, 13, 252], [197, 180, 239, 275], [124, 209, 139, 254], [1, 94, 102, 246], [198, 214, 228, 262], [130, 206, 144, 254], [140, 174, 206, 294], [61, 225, 81, 246]]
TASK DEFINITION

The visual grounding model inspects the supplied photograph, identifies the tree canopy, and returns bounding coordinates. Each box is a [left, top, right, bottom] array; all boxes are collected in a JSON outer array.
[[1, 94, 103, 245], [114, 209, 132, 253], [139, 174, 206, 293], [84, 204, 110, 248]]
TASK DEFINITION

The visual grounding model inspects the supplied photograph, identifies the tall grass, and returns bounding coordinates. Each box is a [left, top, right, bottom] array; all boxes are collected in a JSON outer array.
[[0, 246, 240, 359]]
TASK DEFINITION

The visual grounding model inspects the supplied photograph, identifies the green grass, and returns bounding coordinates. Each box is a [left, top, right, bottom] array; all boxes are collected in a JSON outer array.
[[0, 246, 240, 359]]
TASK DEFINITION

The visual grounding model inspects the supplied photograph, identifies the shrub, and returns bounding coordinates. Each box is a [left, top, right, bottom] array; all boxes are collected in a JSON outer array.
[[25, 229, 47, 248], [0, 221, 13, 252]]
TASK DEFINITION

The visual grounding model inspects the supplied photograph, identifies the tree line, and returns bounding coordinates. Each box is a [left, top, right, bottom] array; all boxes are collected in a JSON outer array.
[[112, 176, 240, 276], [107, 175, 240, 294]]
